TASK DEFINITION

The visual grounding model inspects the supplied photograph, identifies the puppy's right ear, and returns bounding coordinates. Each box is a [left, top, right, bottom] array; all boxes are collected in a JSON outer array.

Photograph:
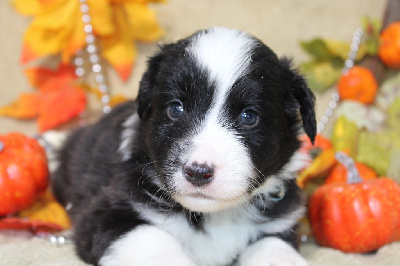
[[137, 51, 164, 117]]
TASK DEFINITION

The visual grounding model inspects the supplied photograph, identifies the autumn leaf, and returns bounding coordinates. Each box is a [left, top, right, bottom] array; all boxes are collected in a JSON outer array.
[[83, 85, 129, 107], [0, 217, 63, 234], [19, 189, 71, 230], [300, 61, 342, 92], [13, 0, 165, 81], [38, 85, 86, 132], [0, 64, 86, 132], [0, 93, 40, 119], [24, 63, 77, 92], [299, 38, 367, 92]]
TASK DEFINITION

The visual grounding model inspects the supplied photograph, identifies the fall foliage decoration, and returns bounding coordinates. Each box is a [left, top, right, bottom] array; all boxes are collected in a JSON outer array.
[[0, 133, 48, 216], [0, 64, 86, 132], [19, 189, 71, 230], [308, 152, 400, 253], [12, 0, 165, 81], [337, 66, 378, 104], [1, 0, 164, 131], [297, 134, 335, 189], [378, 22, 400, 68], [0, 217, 63, 235]]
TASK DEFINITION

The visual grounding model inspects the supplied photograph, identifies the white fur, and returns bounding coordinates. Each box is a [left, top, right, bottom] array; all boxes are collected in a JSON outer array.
[[188, 27, 255, 91], [99, 225, 195, 266], [172, 120, 254, 212], [134, 193, 304, 266], [238, 237, 308, 266], [118, 112, 140, 161]]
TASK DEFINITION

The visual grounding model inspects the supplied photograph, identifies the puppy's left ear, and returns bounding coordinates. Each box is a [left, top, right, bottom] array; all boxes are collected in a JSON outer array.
[[281, 58, 317, 144]]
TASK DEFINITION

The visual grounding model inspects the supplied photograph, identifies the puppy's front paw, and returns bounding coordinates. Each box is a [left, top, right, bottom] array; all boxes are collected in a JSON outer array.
[[99, 226, 195, 266], [238, 237, 307, 266]]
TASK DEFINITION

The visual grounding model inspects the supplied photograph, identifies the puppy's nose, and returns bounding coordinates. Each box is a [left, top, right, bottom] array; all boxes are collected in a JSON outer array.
[[183, 161, 214, 187]]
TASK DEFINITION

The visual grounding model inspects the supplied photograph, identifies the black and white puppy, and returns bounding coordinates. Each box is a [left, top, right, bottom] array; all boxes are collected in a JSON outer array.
[[52, 27, 316, 266]]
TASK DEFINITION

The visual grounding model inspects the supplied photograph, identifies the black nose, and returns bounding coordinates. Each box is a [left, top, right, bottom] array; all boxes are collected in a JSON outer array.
[[183, 161, 214, 187]]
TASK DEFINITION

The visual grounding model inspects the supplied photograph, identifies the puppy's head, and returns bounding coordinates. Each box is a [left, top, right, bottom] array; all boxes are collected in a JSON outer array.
[[138, 28, 316, 212]]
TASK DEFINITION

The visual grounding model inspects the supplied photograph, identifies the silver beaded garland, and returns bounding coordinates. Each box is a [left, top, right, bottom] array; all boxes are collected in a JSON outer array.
[[316, 28, 364, 134], [75, 0, 111, 114]]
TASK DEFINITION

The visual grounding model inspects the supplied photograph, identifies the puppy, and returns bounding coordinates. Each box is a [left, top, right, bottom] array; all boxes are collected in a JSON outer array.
[[52, 27, 316, 266]]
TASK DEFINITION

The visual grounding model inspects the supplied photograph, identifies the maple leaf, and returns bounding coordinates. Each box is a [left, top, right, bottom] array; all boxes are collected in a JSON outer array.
[[38, 85, 86, 132], [13, 0, 165, 81], [0, 64, 86, 132]]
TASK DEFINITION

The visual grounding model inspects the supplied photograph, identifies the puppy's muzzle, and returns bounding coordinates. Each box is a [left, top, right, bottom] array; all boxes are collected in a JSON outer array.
[[183, 161, 215, 187]]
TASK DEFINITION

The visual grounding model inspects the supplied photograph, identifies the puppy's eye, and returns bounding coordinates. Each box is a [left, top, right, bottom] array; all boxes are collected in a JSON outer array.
[[167, 102, 184, 120], [239, 109, 259, 128]]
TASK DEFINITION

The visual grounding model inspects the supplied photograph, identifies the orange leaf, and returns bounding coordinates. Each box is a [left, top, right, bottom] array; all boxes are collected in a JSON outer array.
[[24, 64, 77, 92], [37, 85, 86, 132], [110, 94, 129, 107], [0, 93, 40, 119], [20, 44, 40, 64]]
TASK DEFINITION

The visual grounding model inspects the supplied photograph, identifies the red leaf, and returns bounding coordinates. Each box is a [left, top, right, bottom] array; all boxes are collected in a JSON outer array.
[[24, 64, 77, 92], [37, 85, 86, 132], [0, 217, 63, 234]]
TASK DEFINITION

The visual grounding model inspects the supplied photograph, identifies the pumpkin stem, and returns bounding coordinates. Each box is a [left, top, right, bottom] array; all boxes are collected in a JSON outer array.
[[0, 140, 4, 152], [335, 152, 363, 184]]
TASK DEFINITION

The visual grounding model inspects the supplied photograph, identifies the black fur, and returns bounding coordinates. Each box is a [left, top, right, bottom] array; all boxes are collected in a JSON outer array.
[[52, 29, 316, 265]]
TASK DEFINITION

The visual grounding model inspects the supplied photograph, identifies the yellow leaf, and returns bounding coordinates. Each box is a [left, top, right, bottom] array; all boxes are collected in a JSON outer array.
[[296, 149, 336, 189], [23, 24, 70, 57], [101, 6, 137, 81], [87, 0, 115, 36], [61, 6, 86, 63], [12, 0, 42, 15], [12, 0, 68, 16], [124, 2, 165, 42], [102, 38, 137, 81], [19, 189, 71, 230], [31, 0, 77, 30]]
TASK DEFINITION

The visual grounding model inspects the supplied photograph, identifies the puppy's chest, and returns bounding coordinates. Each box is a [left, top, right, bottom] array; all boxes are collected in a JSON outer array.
[[137, 205, 264, 265]]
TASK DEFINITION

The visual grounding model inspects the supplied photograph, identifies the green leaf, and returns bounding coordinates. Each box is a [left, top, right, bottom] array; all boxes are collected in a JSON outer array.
[[300, 61, 342, 92], [361, 16, 382, 55], [388, 97, 400, 130], [299, 38, 367, 92]]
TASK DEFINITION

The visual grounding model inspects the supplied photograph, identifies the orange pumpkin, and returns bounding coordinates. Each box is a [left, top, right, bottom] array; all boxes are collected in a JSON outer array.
[[337, 66, 378, 104], [325, 162, 377, 184], [0, 133, 49, 216], [309, 152, 400, 253], [378, 22, 400, 68]]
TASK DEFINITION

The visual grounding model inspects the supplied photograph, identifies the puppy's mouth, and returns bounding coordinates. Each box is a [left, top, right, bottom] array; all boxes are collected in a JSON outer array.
[[173, 191, 248, 213]]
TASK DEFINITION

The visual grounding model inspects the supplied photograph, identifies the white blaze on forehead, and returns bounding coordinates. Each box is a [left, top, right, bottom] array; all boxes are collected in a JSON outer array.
[[187, 27, 255, 91]]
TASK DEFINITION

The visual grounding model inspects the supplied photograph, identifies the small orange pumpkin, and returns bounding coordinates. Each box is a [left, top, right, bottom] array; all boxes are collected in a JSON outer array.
[[0, 133, 49, 216], [337, 66, 378, 104], [378, 22, 400, 68], [309, 152, 400, 253]]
